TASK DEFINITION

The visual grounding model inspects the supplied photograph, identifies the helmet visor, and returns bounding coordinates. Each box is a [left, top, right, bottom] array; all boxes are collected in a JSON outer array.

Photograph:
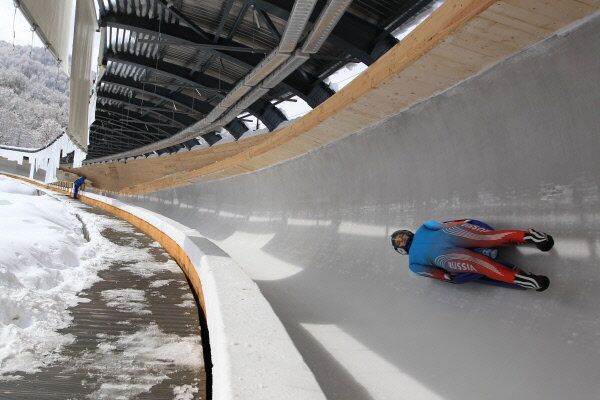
[[391, 231, 412, 254]]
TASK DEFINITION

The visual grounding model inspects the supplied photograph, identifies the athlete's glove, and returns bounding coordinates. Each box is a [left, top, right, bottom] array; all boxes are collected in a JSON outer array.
[[443, 272, 456, 283]]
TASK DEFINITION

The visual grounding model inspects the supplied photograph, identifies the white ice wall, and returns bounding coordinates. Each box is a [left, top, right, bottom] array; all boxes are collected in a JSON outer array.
[[108, 15, 600, 400]]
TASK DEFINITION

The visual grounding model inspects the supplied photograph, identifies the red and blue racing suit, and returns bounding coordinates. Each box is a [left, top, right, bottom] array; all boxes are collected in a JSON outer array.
[[408, 220, 527, 284]]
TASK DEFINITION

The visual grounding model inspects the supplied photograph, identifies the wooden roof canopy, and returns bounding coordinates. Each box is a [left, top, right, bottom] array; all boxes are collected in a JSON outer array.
[[88, 0, 435, 160]]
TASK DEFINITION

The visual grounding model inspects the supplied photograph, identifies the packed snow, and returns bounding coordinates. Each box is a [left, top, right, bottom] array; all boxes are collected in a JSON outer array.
[[173, 384, 200, 400], [122, 257, 181, 278], [100, 289, 151, 315], [177, 292, 197, 309], [73, 323, 202, 399], [149, 279, 175, 288]]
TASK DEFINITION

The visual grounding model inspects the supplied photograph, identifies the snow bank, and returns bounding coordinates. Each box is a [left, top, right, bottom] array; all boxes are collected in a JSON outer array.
[[0, 177, 39, 196], [80, 190, 325, 400], [0, 175, 103, 377], [0, 175, 205, 395]]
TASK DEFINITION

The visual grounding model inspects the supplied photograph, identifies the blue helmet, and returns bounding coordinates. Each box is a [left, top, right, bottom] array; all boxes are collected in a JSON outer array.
[[391, 230, 414, 255]]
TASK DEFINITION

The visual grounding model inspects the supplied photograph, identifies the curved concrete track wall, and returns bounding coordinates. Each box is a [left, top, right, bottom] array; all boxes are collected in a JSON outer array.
[[110, 15, 599, 399]]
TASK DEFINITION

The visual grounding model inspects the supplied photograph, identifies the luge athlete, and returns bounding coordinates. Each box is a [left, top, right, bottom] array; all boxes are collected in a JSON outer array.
[[391, 219, 553, 291]]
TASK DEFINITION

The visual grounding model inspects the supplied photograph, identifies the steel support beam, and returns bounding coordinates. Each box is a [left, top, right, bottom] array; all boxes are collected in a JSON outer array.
[[97, 0, 106, 16], [99, 109, 242, 147], [93, 116, 166, 141], [227, 2, 250, 40], [89, 135, 143, 150], [101, 75, 213, 114], [100, 12, 329, 107], [96, 110, 180, 129], [97, 92, 198, 126], [215, 0, 236, 42], [252, 0, 398, 65], [91, 125, 153, 145], [102, 53, 287, 131], [99, 74, 280, 135], [225, 119, 248, 139], [90, 135, 146, 149], [92, 0, 431, 157], [378, 0, 435, 43], [157, 0, 211, 41], [250, 98, 287, 131], [104, 51, 232, 95], [97, 98, 188, 129], [95, 115, 149, 134], [95, 105, 177, 136], [136, 38, 270, 53], [88, 144, 131, 153], [88, 135, 159, 155], [258, 10, 282, 40], [100, 13, 262, 70], [93, 121, 160, 143], [202, 132, 222, 146]]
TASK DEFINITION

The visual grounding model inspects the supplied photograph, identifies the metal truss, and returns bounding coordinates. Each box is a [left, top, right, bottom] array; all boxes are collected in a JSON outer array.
[[88, 0, 434, 159]]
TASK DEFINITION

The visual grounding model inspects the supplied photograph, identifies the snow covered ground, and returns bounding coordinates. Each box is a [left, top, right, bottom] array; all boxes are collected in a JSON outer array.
[[0, 175, 202, 399], [0, 175, 104, 378], [71, 322, 201, 399]]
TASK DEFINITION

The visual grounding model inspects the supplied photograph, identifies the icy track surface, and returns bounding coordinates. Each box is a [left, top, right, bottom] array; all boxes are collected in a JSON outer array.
[[116, 15, 600, 400]]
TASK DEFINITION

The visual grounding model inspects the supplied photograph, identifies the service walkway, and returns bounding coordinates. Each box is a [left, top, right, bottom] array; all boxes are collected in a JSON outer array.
[[0, 197, 206, 400]]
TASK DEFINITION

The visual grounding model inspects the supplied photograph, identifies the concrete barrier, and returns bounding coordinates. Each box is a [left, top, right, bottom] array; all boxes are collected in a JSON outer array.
[[79, 191, 326, 400]]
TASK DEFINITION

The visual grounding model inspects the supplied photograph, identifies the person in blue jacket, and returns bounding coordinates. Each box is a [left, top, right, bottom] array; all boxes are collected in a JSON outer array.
[[73, 176, 86, 199], [391, 219, 553, 291]]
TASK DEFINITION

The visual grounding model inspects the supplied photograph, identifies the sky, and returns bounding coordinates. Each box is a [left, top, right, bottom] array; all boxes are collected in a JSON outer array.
[[0, 0, 44, 47]]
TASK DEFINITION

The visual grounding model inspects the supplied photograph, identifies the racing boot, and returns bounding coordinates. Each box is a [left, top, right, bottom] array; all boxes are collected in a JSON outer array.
[[524, 228, 554, 252], [514, 273, 550, 292]]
